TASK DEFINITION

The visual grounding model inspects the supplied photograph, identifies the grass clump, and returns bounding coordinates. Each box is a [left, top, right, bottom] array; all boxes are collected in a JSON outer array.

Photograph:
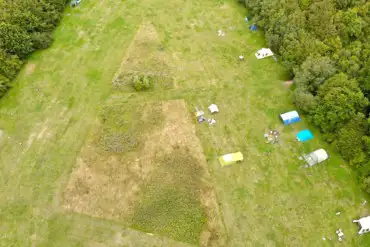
[[113, 72, 174, 91], [99, 132, 138, 153], [132, 74, 154, 91], [98, 102, 163, 153]]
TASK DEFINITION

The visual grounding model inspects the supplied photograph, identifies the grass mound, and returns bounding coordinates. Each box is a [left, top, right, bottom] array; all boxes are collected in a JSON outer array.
[[131, 149, 207, 244], [112, 23, 174, 91]]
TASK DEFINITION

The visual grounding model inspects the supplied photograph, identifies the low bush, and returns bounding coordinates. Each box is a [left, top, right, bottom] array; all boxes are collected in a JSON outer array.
[[132, 74, 154, 91]]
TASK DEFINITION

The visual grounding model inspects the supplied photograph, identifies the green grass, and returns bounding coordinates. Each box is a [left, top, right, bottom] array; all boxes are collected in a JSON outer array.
[[0, 0, 370, 246], [131, 150, 207, 244], [98, 101, 163, 153]]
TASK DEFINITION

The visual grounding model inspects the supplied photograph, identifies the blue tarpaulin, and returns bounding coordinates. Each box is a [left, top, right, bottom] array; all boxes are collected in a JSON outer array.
[[296, 129, 314, 142], [249, 24, 257, 31]]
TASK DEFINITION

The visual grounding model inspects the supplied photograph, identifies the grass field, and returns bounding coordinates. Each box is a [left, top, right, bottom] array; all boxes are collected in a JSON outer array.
[[1, 0, 370, 246]]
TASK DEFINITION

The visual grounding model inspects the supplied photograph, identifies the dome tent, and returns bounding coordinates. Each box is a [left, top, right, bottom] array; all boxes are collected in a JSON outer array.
[[303, 149, 328, 167], [353, 216, 370, 234], [208, 104, 219, 113], [255, 48, 273, 59]]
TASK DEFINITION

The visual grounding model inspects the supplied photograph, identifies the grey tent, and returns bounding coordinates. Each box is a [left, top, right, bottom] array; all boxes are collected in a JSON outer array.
[[303, 149, 328, 167]]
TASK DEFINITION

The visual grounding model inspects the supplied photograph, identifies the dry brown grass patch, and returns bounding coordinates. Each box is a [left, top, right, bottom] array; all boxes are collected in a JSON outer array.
[[25, 63, 36, 75], [62, 100, 225, 245]]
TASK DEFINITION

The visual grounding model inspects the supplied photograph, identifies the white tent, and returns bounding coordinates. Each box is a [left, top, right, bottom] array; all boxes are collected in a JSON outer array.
[[353, 216, 370, 234], [280, 110, 300, 125], [255, 48, 274, 59], [208, 104, 219, 113], [303, 149, 328, 167]]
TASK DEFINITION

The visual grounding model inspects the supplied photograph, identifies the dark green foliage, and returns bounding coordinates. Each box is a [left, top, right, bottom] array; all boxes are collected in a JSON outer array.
[[292, 88, 317, 113], [360, 175, 370, 195], [0, 49, 23, 79], [293, 56, 336, 93], [0, 23, 34, 58], [0, 0, 65, 97], [311, 73, 368, 135], [243, 0, 370, 193], [31, 32, 53, 50], [0, 74, 10, 97], [335, 113, 367, 163]]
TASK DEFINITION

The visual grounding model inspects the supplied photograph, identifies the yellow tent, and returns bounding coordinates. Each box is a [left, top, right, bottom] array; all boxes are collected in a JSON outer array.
[[218, 152, 243, 167]]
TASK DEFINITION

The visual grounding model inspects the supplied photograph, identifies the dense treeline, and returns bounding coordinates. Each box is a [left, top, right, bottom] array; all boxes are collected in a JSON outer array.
[[0, 0, 67, 96], [243, 0, 370, 191]]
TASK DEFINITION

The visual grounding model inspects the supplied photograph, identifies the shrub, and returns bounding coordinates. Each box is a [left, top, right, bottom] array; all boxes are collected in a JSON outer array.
[[31, 32, 53, 50], [0, 75, 10, 97], [360, 175, 370, 194], [132, 74, 153, 91], [0, 49, 23, 79], [335, 114, 367, 163], [292, 88, 317, 113]]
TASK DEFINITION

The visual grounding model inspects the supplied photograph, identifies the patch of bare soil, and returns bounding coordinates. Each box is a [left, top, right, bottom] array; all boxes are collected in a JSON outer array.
[[25, 63, 36, 75], [283, 80, 294, 87], [62, 100, 225, 246]]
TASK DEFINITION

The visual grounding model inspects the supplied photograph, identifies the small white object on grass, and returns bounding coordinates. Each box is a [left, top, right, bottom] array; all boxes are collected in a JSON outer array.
[[217, 30, 226, 37], [322, 237, 326, 240], [208, 119, 216, 125], [336, 229, 344, 241], [239, 55, 244, 61], [362, 200, 367, 206], [336, 211, 341, 216]]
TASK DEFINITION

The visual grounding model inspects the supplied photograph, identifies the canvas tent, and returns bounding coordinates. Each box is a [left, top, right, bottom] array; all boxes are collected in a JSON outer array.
[[303, 149, 328, 167], [280, 111, 301, 125], [255, 48, 273, 59], [219, 152, 243, 167], [296, 129, 314, 142], [208, 104, 219, 113], [353, 216, 370, 234]]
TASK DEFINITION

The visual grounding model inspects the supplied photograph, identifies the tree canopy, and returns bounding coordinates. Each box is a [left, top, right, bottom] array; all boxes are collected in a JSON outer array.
[[0, 0, 66, 97], [243, 0, 370, 192]]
